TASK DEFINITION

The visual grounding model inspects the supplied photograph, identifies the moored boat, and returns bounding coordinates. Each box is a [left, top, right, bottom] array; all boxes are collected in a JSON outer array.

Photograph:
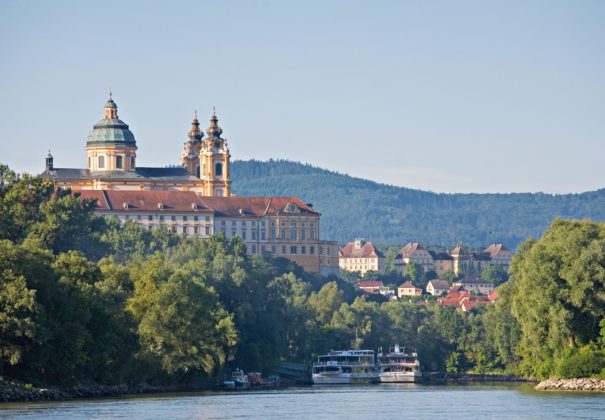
[[377, 344, 422, 383], [231, 368, 250, 388], [312, 350, 378, 384]]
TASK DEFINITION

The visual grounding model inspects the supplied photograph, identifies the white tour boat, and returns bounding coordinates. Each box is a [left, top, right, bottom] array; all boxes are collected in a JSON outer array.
[[377, 344, 422, 383], [312, 350, 378, 384]]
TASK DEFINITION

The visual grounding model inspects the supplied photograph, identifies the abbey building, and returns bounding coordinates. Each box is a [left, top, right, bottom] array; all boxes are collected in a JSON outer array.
[[42, 94, 339, 276], [44, 94, 231, 196]]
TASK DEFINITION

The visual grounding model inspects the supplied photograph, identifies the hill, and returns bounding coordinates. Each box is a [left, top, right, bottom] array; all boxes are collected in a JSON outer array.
[[230, 159, 605, 248]]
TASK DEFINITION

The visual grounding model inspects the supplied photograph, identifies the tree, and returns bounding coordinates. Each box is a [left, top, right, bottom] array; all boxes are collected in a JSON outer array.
[[507, 219, 605, 379], [129, 267, 237, 376], [0, 269, 36, 375], [480, 264, 509, 286]]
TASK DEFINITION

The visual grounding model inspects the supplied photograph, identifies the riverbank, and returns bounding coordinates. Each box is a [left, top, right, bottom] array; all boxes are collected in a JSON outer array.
[[0, 379, 185, 403], [535, 378, 605, 391]]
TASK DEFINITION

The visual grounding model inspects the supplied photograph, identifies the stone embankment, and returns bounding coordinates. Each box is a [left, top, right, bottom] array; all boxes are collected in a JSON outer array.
[[0, 381, 180, 403], [536, 378, 605, 391]]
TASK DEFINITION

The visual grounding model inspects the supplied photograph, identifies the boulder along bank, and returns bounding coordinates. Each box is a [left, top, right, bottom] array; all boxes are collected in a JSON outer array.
[[0, 381, 183, 403], [535, 378, 605, 391]]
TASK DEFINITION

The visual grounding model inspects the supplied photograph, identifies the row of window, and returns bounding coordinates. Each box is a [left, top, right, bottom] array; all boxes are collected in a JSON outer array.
[[124, 215, 211, 222], [91, 155, 135, 170], [146, 225, 212, 236], [246, 245, 317, 255]]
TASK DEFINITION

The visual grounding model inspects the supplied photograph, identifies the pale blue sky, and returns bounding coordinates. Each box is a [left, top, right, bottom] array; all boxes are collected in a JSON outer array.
[[1, 0, 603, 193]]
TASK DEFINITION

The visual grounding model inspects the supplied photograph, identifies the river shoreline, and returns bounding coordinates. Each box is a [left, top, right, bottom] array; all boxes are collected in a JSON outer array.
[[535, 378, 605, 392], [0, 374, 535, 403]]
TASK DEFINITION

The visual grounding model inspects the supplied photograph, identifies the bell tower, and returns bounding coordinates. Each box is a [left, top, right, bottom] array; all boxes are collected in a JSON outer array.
[[180, 111, 204, 177], [199, 109, 231, 196]]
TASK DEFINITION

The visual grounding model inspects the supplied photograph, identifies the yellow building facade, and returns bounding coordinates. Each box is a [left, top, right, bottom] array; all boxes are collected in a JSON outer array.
[[44, 94, 231, 195]]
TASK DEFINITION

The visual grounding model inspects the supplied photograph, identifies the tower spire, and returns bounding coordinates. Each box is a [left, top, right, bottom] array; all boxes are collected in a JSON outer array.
[[206, 108, 223, 138], [187, 110, 203, 142]]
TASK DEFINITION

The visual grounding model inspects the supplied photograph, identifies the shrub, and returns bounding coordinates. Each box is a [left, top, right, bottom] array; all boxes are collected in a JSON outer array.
[[555, 347, 605, 378]]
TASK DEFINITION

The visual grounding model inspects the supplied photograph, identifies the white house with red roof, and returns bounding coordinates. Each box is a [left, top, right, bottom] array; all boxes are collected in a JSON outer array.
[[339, 239, 386, 275]]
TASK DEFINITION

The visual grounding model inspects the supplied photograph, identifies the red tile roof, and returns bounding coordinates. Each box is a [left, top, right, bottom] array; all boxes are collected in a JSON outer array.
[[488, 289, 498, 302], [359, 281, 384, 288], [398, 281, 419, 289], [78, 190, 213, 213], [397, 242, 427, 259], [484, 243, 511, 258], [197, 196, 318, 217], [340, 242, 385, 258], [76, 191, 317, 216]]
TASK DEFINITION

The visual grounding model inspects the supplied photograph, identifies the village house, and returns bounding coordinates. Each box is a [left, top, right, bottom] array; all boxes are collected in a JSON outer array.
[[397, 281, 422, 298], [395, 242, 435, 275], [426, 279, 450, 296], [452, 278, 495, 295], [339, 239, 386, 275], [358, 280, 384, 294]]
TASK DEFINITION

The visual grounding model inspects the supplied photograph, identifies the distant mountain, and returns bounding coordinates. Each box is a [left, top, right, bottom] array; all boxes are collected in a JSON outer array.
[[230, 159, 605, 249]]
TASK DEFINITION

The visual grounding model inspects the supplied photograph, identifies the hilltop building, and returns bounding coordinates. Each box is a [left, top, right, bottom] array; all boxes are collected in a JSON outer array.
[[41, 94, 339, 276], [42, 94, 231, 196], [395, 242, 435, 275], [339, 239, 386, 275], [394, 242, 513, 277]]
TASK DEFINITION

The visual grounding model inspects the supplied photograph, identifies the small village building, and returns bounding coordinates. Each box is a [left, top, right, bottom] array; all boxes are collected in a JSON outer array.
[[339, 239, 386, 275], [395, 242, 435, 275], [359, 281, 384, 294], [426, 280, 450, 296], [484, 243, 514, 272], [397, 281, 422, 298], [453, 278, 495, 295]]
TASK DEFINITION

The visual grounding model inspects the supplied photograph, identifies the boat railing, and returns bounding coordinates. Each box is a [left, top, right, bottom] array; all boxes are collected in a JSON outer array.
[[314, 360, 374, 366]]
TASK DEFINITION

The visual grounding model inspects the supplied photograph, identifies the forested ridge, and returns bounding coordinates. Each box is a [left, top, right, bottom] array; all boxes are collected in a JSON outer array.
[[1, 163, 605, 391], [231, 159, 605, 248]]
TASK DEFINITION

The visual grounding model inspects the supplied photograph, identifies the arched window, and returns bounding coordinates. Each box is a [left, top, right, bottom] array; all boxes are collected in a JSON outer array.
[[309, 222, 315, 240], [290, 222, 297, 241], [301, 222, 306, 240], [195, 165, 200, 178], [281, 222, 286, 240], [215, 162, 223, 176], [130, 156, 135, 169]]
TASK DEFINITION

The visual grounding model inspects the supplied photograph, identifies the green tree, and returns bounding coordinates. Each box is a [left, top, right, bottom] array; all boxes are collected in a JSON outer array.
[[0, 269, 37, 375], [129, 266, 237, 376], [480, 264, 509, 286], [507, 219, 605, 379]]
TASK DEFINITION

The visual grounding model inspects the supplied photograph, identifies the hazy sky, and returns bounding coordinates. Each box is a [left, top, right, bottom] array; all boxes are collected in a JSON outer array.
[[1, 0, 603, 193]]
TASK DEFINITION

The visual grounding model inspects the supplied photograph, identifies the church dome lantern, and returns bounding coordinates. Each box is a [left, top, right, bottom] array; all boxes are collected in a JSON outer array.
[[85, 93, 138, 172]]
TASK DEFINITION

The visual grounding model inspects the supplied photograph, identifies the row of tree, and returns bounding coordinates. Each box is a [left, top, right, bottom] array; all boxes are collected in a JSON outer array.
[[1, 163, 604, 387]]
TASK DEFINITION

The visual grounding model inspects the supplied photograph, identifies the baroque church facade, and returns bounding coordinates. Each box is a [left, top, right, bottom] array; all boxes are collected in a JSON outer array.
[[42, 94, 339, 276], [44, 94, 231, 196]]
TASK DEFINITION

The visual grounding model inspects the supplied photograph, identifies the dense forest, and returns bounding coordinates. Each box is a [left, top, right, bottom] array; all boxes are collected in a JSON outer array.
[[231, 159, 605, 248], [1, 163, 604, 389]]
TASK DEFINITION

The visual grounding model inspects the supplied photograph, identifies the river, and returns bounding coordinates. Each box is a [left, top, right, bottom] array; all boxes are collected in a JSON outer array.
[[1, 383, 604, 419]]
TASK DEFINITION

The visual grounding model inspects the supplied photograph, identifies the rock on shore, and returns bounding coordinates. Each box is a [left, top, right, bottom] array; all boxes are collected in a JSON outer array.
[[0, 380, 181, 403], [536, 378, 605, 391]]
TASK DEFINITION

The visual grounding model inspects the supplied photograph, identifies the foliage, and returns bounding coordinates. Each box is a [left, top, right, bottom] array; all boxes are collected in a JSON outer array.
[[480, 264, 509, 286], [507, 219, 605, 379], [555, 346, 605, 379]]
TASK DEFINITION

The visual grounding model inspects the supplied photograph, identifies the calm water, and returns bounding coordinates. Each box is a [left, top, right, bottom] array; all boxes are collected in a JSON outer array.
[[1, 383, 604, 419]]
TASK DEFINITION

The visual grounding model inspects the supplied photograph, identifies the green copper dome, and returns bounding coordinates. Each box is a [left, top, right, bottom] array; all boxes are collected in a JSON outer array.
[[86, 95, 137, 148], [86, 118, 137, 147]]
